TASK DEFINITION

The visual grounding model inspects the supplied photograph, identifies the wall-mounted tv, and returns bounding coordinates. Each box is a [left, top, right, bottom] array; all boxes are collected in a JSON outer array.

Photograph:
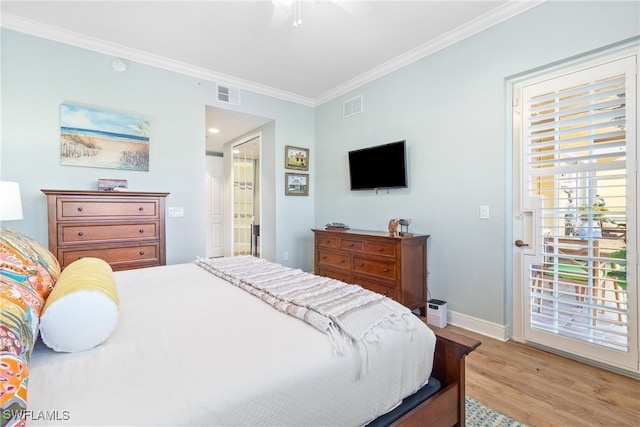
[[348, 140, 407, 191]]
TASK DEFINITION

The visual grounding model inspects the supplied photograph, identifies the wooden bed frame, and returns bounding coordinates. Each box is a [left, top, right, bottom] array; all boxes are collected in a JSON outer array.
[[394, 325, 481, 427]]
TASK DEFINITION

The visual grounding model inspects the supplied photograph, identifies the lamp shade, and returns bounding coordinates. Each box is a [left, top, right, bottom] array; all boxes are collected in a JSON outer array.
[[0, 181, 24, 221]]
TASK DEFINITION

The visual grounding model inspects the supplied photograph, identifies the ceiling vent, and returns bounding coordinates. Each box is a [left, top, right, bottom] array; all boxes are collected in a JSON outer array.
[[217, 84, 241, 105], [343, 95, 363, 118]]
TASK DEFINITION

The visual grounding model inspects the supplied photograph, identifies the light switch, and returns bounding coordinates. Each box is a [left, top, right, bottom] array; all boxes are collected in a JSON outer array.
[[479, 205, 490, 219], [168, 207, 184, 218]]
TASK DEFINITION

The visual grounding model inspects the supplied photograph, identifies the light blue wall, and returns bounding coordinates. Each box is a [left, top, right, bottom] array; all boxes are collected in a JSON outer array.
[[1, 1, 638, 327], [0, 29, 315, 270], [314, 1, 640, 324]]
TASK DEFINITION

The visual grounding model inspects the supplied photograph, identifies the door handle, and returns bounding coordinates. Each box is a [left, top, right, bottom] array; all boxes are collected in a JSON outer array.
[[514, 239, 529, 247]]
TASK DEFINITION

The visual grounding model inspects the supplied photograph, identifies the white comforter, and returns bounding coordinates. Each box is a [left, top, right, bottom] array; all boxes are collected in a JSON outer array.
[[28, 263, 436, 426]]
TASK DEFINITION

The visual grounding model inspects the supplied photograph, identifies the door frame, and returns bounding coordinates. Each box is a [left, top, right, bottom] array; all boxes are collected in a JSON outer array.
[[227, 132, 261, 257], [508, 42, 639, 375]]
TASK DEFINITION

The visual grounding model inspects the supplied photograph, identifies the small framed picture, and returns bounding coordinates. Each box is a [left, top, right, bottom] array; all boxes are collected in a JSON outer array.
[[285, 145, 309, 171], [285, 173, 309, 196]]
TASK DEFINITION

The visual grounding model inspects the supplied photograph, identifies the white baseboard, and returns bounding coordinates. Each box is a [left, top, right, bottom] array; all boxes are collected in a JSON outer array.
[[447, 310, 509, 342]]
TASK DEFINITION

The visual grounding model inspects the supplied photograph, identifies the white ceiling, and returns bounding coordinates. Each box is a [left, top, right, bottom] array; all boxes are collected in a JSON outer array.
[[205, 106, 272, 155], [1, 0, 542, 150]]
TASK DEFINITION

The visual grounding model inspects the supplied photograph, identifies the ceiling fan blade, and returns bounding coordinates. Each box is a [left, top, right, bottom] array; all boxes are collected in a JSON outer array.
[[270, 0, 293, 27], [331, 0, 372, 17]]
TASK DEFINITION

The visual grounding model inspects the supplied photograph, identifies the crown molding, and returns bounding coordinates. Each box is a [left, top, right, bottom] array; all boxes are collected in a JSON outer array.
[[0, 13, 316, 107], [2, 1, 544, 108], [314, 0, 545, 105]]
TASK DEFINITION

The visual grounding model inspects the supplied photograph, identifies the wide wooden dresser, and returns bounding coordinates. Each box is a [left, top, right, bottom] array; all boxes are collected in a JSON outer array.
[[312, 228, 429, 315], [42, 189, 169, 271]]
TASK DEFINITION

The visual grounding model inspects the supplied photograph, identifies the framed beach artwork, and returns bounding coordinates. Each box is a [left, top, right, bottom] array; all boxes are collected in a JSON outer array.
[[60, 104, 150, 171], [285, 172, 309, 196], [285, 145, 309, 171]]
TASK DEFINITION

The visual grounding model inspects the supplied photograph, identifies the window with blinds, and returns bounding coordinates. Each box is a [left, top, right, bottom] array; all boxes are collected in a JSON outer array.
[[523, 59, 633, 352]]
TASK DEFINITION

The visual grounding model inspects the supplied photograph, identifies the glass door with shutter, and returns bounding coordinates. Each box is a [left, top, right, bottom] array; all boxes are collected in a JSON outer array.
[[514, 52, 638, 371]]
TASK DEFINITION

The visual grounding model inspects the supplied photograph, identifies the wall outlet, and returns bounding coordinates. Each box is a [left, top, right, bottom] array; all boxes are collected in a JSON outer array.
[[283, 251, 289, 260], [479, 205, 490, 219]]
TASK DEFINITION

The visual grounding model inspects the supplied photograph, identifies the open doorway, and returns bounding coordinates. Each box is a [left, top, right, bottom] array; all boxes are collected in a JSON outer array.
[[232, 135, 260, 256], [205, 106, 271, 258]]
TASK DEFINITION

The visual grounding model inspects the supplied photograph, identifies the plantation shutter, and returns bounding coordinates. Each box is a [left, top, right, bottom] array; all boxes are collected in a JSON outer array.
[[522, 56, 635, 353]]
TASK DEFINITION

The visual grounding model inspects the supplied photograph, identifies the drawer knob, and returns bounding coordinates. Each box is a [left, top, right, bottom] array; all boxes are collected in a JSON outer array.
[[325, 240, 330, 244], [383, 268, 389, 273], [139, 229, 144, 233], [350, 243, 354, 247], [359, 263, 364, 267], [340, 259, 345, 264], [139, 251, 145, 256], [378, 247, 383, 252], [78, 231, 84, 236], [139, 207, 144, 211], [322, 256, 327, 260], [77, 207, 83, 212]]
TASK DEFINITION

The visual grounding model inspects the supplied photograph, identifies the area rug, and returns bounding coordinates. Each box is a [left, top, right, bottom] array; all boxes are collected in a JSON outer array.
[[466, 397, 527, 427]]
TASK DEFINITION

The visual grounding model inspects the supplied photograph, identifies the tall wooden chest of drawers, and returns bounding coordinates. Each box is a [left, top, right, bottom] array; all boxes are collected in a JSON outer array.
[[42, 190, 169, 271], [313, 229, 429, 315]]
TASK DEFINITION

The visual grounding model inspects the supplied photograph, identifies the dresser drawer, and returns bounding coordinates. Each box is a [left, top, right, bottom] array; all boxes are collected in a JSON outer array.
[[353, 257, 396, 281], [352, 276, 397, 300], [317, 250, 350, 270], [316, 267, 351, 283], [58, 199, 159, 220], [339, 237, 364, 253], [59, 243, 159, 269], [59, 222, 159, 244], [316, 234, 339, 249], [365, 241, 397, 258]]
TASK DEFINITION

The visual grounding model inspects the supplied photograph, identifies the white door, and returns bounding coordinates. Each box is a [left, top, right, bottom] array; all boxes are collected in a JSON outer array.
[[206, 155, 224, 258], [513, 50, 638, 373]]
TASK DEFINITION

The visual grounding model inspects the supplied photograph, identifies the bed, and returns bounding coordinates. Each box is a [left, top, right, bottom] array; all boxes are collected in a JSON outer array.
[[0, 229, 479, 427]]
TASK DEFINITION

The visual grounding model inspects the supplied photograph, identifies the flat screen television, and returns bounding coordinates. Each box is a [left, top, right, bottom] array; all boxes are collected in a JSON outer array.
[[348, 140, 407, 190]]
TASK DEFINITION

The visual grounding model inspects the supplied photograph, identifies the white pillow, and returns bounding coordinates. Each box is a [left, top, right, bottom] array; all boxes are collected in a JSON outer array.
[[40, 258, 119, 352]]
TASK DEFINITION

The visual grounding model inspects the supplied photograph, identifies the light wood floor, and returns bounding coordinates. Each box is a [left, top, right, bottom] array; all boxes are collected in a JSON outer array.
[[446, 325, 640, 427]]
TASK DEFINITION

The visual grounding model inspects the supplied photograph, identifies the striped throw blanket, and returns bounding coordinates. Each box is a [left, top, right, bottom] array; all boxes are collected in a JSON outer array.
[[194, 256, 415, 376]]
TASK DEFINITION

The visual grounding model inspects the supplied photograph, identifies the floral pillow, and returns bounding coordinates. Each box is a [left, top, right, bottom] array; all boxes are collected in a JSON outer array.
[[0, 228, 60, 426], [0, 228, 60, 300], [1, 276, 42, 423]]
